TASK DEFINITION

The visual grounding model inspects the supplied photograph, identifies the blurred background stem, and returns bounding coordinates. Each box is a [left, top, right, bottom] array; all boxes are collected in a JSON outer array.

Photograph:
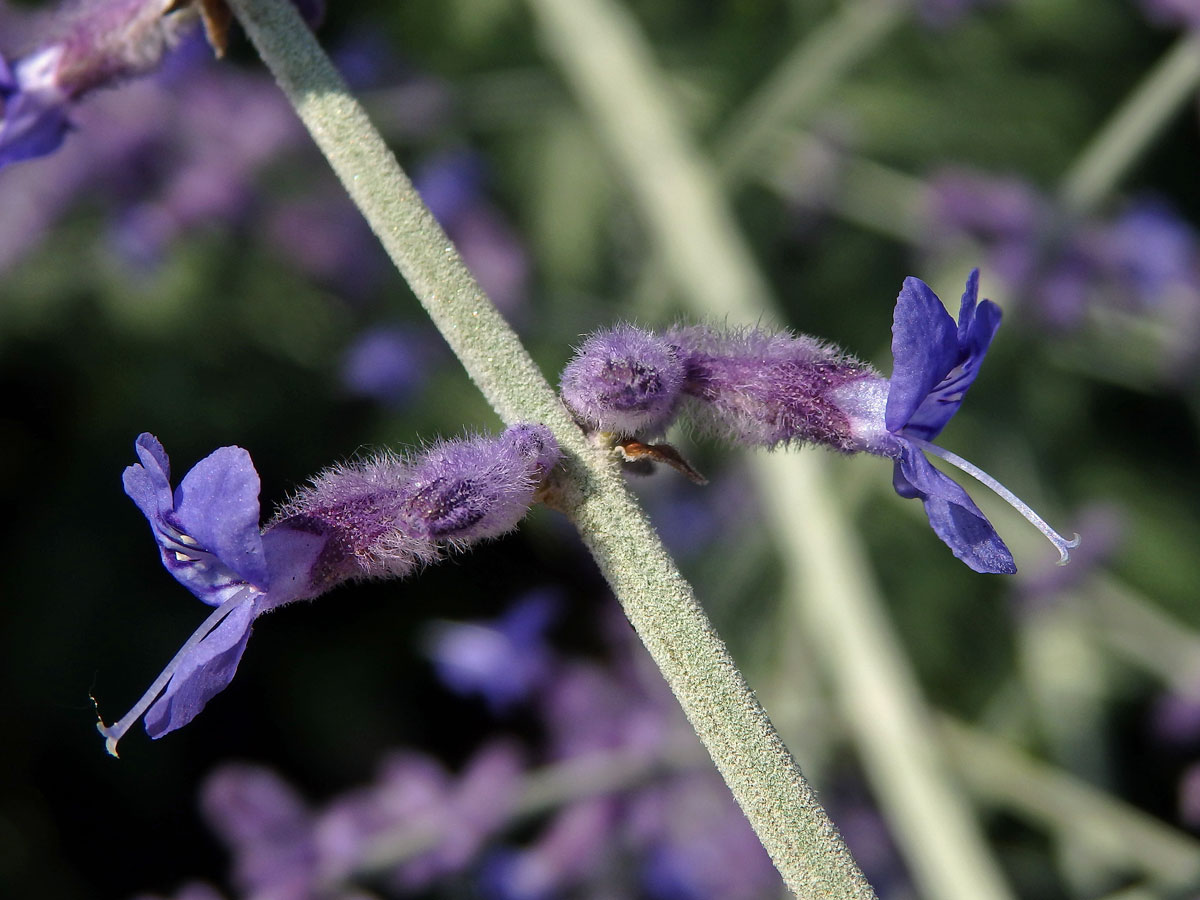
[[714, 0, 909, 183], [1058, 32, 1200, 218]]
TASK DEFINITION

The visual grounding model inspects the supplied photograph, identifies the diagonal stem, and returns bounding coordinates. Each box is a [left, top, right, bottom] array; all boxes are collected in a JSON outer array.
[[223, 0, 874, 895]]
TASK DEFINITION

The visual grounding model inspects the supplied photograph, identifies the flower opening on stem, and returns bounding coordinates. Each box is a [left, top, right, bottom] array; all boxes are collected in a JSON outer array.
[[559, 269, 1077, 574], [97, 425, 560, 755]]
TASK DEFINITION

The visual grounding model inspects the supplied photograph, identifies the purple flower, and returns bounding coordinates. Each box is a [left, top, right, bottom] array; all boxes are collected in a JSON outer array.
[[98, 434, 328, 754], [560, 271, 1078, 573], [315, 741, 524, 889], [341, 325, 440, 407], [424, 590, 560, 713], [98, 425, 561, 754], [201, 764, 319, 899], [122, 433, 270, 607], [481, 799, 619, 900], [0, 0, 198, 168]]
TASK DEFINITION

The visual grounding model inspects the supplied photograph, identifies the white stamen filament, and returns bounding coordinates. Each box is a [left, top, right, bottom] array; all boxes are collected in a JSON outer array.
[[913, 439, 1081, 565], [96, 590, 254, 757]]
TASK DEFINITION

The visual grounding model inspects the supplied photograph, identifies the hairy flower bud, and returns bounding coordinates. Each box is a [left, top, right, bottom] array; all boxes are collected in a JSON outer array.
[[560, 324, 686, 436]]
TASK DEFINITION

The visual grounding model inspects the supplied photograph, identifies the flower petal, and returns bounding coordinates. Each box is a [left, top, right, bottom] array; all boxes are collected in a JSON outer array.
[[893, 441, 1016, 574], [143, 595, 257, 739], [885, 276, 960, 433], [890, 271, 1003, 441], [173, 445, 269, 589], [122, 432, 174, 522]]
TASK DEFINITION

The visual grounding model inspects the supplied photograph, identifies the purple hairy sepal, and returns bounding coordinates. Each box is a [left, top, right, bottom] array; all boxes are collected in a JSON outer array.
[[560, 324, 686, 436], [0, 0, 198, 168], [666, 324, 875, 451], [272, 424, 561, 585]]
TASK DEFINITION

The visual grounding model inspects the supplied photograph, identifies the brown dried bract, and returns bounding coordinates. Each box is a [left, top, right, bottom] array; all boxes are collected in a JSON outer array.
[[168, 0, 231, 57], [615, 439, 707, 485]]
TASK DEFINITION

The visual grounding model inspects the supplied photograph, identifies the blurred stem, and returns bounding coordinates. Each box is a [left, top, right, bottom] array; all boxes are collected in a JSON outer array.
[[1091, 575, 1200, 693], [715, 0, 909, 184], [523, 0, 1013, 898], [1058, 32, 1200, 218], [226, 1, 874, 896], [524, 0, 774, 317], [941, 716, 1200, 890], [352, 740, 707, 879]]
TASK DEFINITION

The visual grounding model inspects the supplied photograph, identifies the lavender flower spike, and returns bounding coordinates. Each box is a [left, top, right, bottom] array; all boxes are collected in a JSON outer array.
[[98, 425, 560, 754], [560, 270, 1077, 573], [0, 0, 197, 168]]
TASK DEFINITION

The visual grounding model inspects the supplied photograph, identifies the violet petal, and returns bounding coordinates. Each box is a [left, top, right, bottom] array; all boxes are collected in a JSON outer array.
[[144, 595, 257, 739], [902, 271, 1003, 441], [885, 276, 961, 433], [893, 442, 1015, 574], [172, 445, 269, 588]]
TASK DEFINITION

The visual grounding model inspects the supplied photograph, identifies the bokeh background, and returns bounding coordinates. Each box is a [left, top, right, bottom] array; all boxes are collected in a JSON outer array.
[[3, 0, 1200, 897]]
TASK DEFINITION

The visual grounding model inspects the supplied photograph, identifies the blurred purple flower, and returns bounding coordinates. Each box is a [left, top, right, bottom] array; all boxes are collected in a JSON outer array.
[[131, 883, 227, 900], [201, 763, 319, 899], [315, 741, 524, 889], [425, 590, 560, 713], [923, 169, 1200, 368], [1178, 762, 1200, 828], [340, 325, 439, 406], [266, 189, 391, 297], [414, 149, 530, 315], [635, 773, 778, 900], [482, 798, 620, 900], [0, 0, 197, 167], [99, 426, 561, 753], [1140, 0, 1200, 30], [1151, 684, 1200, 747]]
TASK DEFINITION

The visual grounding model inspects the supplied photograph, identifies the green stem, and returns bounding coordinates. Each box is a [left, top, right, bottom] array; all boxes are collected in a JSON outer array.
[[941, 716, 1200, 890], [225, 0, 873, 895], [521, 0, 1013, 898], [1058, 32, 1200, 218], [715, 0, 909, 184]]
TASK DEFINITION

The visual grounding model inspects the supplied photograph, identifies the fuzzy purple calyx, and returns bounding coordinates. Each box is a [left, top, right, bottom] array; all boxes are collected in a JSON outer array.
[[560, 324, 686, 436], [272, 424, 561, 583], [667, 324, 874, 451]]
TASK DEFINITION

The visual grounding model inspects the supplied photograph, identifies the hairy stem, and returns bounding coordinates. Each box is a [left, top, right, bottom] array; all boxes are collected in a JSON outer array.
[[224, 0, 873, 895]]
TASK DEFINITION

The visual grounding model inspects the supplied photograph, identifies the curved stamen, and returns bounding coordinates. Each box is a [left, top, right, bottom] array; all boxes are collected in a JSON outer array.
[[96, 588, 257, 757], [912, 439, 1081, 565]]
